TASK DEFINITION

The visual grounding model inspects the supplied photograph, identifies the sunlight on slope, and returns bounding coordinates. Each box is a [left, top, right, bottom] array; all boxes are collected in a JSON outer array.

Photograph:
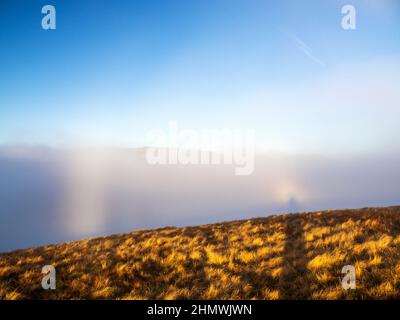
[[1, 206, 400, 299]]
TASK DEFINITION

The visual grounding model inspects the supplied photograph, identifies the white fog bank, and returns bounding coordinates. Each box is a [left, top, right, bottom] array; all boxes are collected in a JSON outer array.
[[0, 145, 399, 252]]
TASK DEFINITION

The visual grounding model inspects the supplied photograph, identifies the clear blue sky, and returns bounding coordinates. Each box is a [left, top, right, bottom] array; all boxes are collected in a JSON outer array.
[[1, 0, 399, 153]]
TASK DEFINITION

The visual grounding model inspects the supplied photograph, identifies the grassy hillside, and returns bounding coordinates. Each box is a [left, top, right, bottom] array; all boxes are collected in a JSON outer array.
[[1, 206, 400, 300]]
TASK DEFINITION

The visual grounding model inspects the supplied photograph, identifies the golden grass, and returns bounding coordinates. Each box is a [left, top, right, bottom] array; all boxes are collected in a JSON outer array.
[[1, 206, 400, 299]]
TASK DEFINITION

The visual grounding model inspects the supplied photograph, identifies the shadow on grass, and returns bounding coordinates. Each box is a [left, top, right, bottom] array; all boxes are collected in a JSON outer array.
[[279, 214, 311, 299]]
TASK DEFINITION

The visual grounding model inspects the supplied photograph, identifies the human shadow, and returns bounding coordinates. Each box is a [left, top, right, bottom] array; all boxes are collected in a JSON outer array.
[[279, 214, 311, 299]]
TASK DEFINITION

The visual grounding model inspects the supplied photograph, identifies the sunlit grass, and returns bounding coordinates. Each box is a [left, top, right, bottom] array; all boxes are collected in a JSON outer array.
[[1, 206, 400, 299]]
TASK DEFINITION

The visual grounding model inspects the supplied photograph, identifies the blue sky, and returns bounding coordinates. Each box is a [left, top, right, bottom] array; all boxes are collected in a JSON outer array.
[[0, 0, 399, 153]]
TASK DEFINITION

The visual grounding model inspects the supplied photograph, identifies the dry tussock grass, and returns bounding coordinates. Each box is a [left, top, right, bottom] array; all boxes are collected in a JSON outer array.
[[1, 206, 400, 299]]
